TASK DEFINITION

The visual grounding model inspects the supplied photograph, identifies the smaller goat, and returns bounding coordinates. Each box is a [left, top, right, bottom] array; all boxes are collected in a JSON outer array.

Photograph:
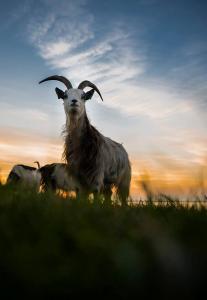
[[6, 163, 41, 190], [39, 163, 80, 193]]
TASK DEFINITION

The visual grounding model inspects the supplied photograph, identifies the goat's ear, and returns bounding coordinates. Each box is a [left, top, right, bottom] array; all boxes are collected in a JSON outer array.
[[55, 87, 65, 99], [85, 89, 95, 101]]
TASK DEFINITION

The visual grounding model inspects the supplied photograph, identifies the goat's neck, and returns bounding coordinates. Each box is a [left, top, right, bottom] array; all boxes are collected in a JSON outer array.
[[67, 112, 89, 141], [64, 112, 90, 168]]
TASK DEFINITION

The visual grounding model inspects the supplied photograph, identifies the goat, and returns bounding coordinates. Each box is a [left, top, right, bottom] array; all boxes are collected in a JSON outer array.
[[39, 163, 80, 193], [6, 163, 41, 190], [39, 75, 131, 204]]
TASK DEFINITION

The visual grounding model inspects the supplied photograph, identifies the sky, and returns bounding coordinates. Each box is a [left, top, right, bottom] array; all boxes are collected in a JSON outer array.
[[0, 0, 207, 196]]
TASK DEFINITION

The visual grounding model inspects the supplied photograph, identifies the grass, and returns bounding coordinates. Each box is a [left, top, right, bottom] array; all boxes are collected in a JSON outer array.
[[0, 183, 206, 299]]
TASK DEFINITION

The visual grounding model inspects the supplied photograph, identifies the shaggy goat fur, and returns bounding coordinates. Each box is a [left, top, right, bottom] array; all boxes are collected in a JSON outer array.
[[39, 163, 80, 193], [63, 113, 131, 203], [39, 75, 131, 204]]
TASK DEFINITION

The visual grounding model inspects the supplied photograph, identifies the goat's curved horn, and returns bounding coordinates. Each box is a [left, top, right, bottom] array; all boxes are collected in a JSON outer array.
[[78, 80, 103, 101], [39, 75, 73, 89], [34, 161, 40, 169]]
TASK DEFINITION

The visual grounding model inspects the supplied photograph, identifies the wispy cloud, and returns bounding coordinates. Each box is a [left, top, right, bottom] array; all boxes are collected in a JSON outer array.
[[0, 102, 48, 122], [3, 0, 207, 120], [22, 0, 197, 120], [27, 0, 94, 50]]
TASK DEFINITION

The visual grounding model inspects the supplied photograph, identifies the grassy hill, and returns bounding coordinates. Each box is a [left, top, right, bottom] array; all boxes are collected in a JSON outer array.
[[0, 183, 206, 299]]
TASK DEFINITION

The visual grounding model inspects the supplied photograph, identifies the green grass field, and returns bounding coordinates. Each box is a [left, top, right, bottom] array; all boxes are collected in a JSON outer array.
[[0, 183, 206, 299]]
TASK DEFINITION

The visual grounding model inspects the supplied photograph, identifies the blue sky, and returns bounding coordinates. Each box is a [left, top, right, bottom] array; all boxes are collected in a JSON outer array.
[[0, 0, 207, 193]]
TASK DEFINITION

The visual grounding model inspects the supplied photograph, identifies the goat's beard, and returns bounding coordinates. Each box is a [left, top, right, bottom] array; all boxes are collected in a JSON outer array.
[[65, 110, 79, 126], [66, 110, 85, 131], [69, 107, 79, 114]]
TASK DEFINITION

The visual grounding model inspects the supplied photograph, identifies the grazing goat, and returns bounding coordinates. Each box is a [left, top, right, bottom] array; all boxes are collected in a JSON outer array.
[[39, 75, 131, 204], [6, 163, 41, 190], [39, 163, 79, 193]]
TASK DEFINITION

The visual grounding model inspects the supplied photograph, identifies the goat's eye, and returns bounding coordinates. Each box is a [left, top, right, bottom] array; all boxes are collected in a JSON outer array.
[[81, 93, 85, 99], [63, 94, 68, 100]]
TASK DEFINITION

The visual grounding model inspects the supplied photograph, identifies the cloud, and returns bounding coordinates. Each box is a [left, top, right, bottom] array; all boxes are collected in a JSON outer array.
[[0, 102, 49, 131], [21, 0, 201, 121], [27, 0, 94, 49], [3, 1, 207, 120], [3, 103, 48, 121], [39, 41, 72, 59]]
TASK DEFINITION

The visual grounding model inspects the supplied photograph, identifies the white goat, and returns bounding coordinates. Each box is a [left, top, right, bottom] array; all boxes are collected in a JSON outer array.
[[39, 75, 131, 204], [6, 163, 41, 190]]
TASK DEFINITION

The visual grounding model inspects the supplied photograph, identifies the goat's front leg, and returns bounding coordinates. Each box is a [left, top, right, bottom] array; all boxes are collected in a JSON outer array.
[[90, 178, 104, 203], [103, 184, 112, 204]]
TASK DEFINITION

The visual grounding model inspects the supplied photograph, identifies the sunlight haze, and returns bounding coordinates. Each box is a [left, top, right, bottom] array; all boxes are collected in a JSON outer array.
[[0, 0, 206, 197]]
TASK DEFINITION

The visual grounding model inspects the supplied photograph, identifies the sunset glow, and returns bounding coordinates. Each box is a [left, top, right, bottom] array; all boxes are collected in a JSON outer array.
[[0, 0, 206, 198]]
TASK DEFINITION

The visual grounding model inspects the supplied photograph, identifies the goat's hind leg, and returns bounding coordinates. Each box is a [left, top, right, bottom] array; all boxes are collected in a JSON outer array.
[[117, 182, 130, 206]]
